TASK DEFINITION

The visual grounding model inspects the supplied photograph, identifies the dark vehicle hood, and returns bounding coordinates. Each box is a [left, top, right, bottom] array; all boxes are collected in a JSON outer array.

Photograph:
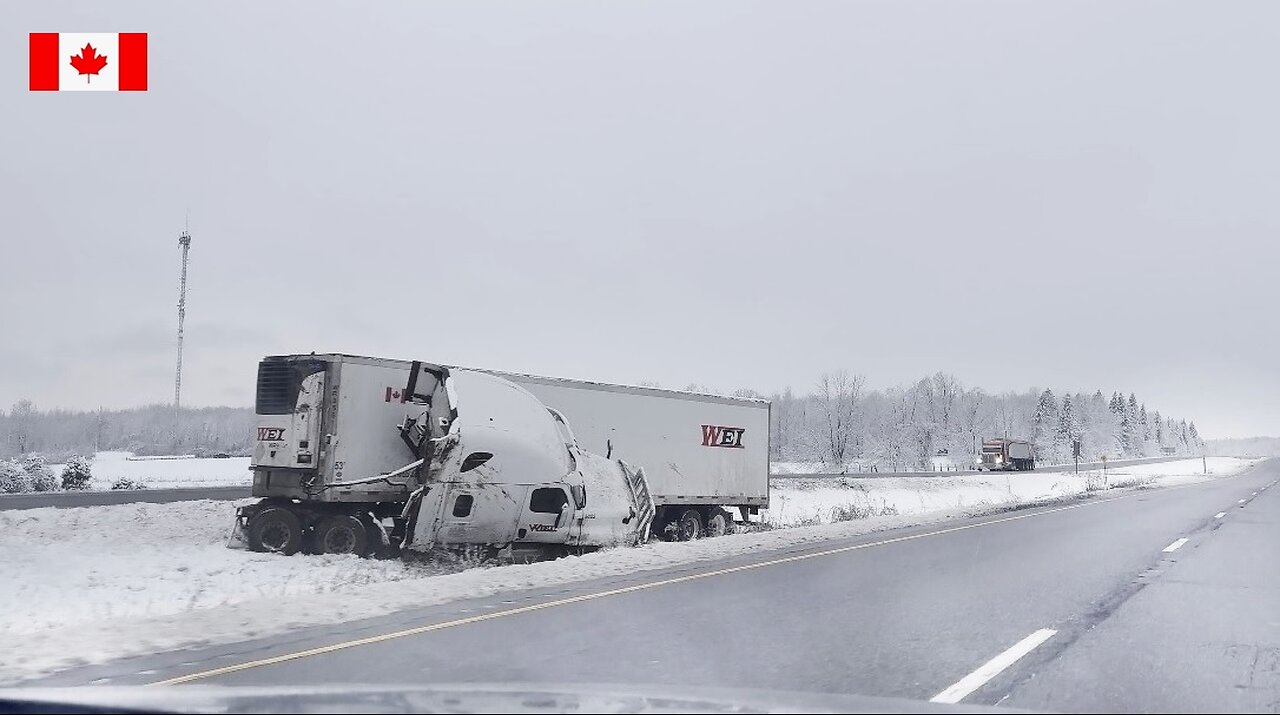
[[0, 683, 1042, 714]]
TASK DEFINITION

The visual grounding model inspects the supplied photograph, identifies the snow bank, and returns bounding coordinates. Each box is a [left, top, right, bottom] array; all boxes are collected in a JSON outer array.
[[764, 457, 1255, 528], [47, 451, 251, 490], [0, 457, 1258, 684]]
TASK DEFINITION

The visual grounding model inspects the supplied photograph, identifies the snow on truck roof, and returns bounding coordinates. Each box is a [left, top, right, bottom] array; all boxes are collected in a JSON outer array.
[[267, 353, 771, 407]]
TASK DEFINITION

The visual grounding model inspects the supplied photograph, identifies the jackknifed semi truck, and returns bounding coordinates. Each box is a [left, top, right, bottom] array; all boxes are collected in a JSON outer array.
[[233, 354, 770, 559]]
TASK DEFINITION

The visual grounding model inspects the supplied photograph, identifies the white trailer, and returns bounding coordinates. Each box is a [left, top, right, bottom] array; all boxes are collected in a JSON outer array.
[[239, 354, 769, 554]]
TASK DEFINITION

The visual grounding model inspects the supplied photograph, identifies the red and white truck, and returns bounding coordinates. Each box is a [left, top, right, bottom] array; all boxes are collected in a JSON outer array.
[[977, 438, 1035, 471]]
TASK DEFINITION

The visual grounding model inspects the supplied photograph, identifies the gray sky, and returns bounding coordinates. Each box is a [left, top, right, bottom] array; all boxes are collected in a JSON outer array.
[[2, 1, 1276, 438]]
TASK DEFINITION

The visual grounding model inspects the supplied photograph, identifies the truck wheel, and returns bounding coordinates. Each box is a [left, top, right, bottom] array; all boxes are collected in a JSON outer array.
[[705, 508, 734, 537], [248, 507, 303, 555], [316, 515, 369, 556], [676, 509, 704, 541]]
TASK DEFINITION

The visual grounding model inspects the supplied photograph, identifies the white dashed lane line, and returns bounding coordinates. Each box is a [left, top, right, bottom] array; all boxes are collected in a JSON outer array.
[[1162, 538, 1189, 553], [931, 629, 1058, 704], [1214, 512, 1226, 519]]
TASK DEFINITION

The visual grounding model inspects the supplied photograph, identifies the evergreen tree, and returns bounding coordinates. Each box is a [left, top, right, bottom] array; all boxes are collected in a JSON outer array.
[[1139, 404, 1150, 441], [1032, 389, 1061, 461], [1189, 421, 1201, 448], [1058, 394, 1080, 448]]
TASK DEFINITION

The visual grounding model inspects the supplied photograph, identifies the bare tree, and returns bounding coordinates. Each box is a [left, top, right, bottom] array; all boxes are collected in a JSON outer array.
[[815, 370, 864, 467], [10, 400, 35, 455]]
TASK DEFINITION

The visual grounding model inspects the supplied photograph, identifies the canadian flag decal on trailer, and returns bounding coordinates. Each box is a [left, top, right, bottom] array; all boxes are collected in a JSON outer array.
[[701, 425, 746, 448]]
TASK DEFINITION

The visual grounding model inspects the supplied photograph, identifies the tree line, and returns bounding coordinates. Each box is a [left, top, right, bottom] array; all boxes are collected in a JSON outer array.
[[0, 400, 253, 460], [1, 371, 1207, 470], [766, 371, 1205, 470]]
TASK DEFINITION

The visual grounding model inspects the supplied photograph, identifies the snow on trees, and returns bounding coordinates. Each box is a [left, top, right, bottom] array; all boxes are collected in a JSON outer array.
[[60, 456, 93, 490], [1032, 389, 1062, 462], [22, 455, 58, 492], [815, 370, 865, 467], [1058, 394, 1081, 449], [0, 460, 32, 493]]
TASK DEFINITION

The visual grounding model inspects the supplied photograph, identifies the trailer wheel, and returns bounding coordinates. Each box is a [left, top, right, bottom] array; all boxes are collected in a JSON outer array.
[[361, 515, 388, 558], [248, 507, 303, 555], [676, 509, 704, 541], [705, 508, 734, 537], [316, 515, 370, 556]]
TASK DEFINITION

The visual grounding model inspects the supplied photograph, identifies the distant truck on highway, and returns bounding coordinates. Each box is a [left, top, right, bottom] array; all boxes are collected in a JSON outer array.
[[234, 354, 770, 558], [977, 438, 1035, 471]]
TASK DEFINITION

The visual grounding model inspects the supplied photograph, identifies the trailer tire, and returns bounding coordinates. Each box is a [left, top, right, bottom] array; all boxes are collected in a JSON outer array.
[[676, 509, 704, 541], [361, 515, 388, 558], [705, 508, 734, 537], [316, 515, 370, 556], [247, 507, 303, 555]]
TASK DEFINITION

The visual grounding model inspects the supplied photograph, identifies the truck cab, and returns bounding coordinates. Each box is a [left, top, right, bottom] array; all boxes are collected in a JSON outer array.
[[403, 370, 652, 559]]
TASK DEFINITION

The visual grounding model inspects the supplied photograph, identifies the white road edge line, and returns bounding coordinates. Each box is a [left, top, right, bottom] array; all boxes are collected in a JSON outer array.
[[930, 629, 1057, 704], [1214, 512, 1226, 519], [1162, 537, 1189, 553]]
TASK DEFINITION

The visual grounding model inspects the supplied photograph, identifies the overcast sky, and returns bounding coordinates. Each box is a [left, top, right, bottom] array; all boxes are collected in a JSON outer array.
[[3, 1, 1277, 438]]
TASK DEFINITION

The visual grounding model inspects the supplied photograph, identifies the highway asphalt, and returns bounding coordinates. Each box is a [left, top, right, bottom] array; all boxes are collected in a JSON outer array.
[[24, 459, 1279, 712]]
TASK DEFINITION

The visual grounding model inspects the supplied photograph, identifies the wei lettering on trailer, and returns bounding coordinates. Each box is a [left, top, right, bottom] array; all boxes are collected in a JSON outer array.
[[257, 427, 286, 442], [701, 424, 746, 448]]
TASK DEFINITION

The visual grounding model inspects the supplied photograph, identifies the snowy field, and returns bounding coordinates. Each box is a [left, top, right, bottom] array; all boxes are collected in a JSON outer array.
[[764, 457, 1254, 527], [48, 451, 251, 490], [0, 456, 1259, 683]]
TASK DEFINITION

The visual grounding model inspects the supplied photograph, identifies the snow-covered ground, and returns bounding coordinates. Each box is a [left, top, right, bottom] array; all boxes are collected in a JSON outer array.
[[765, 457, 1253, 527], [0, 456, 1259, 683], [47, 451, 251, 490]]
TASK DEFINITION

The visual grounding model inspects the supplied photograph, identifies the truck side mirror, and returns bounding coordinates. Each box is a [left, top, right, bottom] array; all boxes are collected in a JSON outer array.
[[570, 484, 586, 509]]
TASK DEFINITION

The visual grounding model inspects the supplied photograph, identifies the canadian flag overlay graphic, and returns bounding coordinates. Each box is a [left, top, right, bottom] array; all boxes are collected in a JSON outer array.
[[29, 32, 148, 91]]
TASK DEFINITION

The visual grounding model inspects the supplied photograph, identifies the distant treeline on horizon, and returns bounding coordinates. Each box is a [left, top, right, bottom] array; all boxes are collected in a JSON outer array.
[[0, 369, 1249, 467]]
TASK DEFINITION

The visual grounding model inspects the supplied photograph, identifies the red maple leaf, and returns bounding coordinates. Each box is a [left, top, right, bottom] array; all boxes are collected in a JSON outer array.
[[69, 43, 108, 83]]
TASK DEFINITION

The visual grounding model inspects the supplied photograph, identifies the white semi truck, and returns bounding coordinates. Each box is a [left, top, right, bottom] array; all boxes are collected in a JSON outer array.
[[236, 354, 769, 558]]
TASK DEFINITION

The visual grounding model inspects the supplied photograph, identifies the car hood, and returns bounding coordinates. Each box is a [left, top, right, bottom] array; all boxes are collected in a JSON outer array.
[[0, 683, 1043, 714]]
